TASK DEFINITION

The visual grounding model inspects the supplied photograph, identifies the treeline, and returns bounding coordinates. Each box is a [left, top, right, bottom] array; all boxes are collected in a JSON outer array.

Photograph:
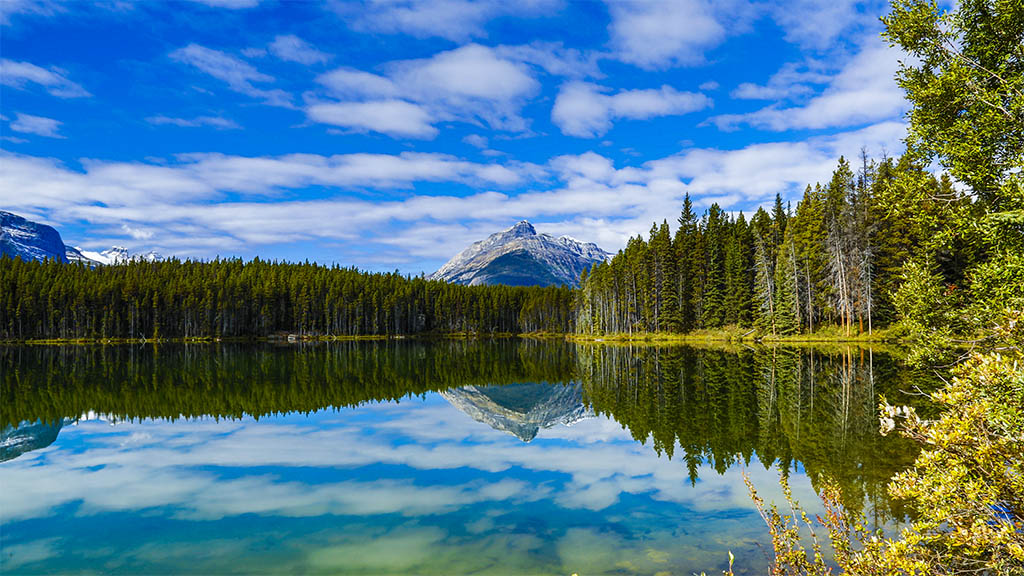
[[576, 154, 958, 336], [0, 257, 574, 340]]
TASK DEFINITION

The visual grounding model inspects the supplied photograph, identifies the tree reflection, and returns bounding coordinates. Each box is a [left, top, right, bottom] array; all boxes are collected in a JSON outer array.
[[2, 341, 934, 523]]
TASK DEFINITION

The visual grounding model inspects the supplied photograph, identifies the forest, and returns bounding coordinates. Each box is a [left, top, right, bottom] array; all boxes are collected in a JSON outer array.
[[575, 153, 955, 337], [0, 257, 574, 340]]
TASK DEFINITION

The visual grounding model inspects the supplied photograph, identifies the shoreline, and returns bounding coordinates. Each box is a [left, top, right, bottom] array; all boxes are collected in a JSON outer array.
[[564, 327, 896, 344], [2, 328, 900, 346]]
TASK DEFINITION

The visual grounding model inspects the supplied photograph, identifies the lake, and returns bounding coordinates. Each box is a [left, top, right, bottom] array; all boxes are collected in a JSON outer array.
[[0, 341, 933, 575]]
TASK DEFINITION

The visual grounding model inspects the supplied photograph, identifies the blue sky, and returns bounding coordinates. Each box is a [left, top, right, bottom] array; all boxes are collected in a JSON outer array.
[[1, 0, 913, 274]]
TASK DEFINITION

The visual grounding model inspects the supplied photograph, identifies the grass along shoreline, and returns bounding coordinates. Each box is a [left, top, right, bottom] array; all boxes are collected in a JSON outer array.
[[4, 326, 899, 346], [566, 325, 897, 344]]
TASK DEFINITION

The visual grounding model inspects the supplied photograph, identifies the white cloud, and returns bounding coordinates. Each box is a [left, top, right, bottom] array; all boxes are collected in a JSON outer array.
[[552, 82, 711, 137], [311, 44, 540, 138], [146, 115, 241, 129], [170, 44, 292, 107], [268, 34, 331, 65], [184, 0, 260, 8], [492, 41, 601, 79], [711, 42, 905, 131], [8, 113, 63, 138], [315, 68, 399, 99], [0, 0, 64, 25], [307, 100, 438, 138], [699, 81, 720, 91], [0, 150, 531, 207], [729, 60, 832, 101], [0, 121, 904, 263], [0, 58, 89, 98], [731, 83, 805, 100], [767, 0, 885, 50], [341, 0, 561, 41], [462, 134, 488, 148], [390, 43, 539, 112], [605, 0, 726, 69], [645, 120, 907, 202]]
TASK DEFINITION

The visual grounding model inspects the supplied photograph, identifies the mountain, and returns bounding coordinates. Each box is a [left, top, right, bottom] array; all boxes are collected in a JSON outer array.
[[1, 211, 162, 265], [441, 382, 592, 442], [0, 210, 69, 263], [68, 246, 163, 265], [65, 245, 98, 264], [431, 221, 609, 287]]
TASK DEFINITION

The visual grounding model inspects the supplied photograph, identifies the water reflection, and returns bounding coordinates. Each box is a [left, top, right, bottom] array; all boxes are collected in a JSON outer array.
[[0, 342, 934, 575], [442, 383, 592, 442], [578, 345, 923, 519], [0, 419, 65, 463]]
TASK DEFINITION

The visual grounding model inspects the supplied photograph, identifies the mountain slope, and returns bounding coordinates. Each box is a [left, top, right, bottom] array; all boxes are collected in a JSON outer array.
[[1, 211, 162, 265], [0, 211, 69, 263], [430, 221, 609, 287]]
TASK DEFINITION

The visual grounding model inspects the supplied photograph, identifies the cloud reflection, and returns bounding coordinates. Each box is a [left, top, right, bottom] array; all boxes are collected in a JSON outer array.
[[0, 392, 819, 574]]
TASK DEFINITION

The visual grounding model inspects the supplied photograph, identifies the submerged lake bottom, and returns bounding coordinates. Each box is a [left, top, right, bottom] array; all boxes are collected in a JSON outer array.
[[0, 341, 931, 575]]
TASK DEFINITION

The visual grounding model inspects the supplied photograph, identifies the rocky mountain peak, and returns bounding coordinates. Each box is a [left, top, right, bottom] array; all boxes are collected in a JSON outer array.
[[507, 220, 537, 237], [430, 221, 610, 288]]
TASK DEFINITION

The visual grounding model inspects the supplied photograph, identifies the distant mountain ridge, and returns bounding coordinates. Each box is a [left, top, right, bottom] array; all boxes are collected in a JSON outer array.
[[1, 210, 162, 265], [68, 246, 163, 265], [431, 221, 609, 288]]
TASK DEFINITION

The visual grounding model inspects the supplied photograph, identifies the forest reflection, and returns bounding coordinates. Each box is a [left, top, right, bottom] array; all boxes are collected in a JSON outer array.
[[578, 344, 930, 521], [2, 341, 931, 521]]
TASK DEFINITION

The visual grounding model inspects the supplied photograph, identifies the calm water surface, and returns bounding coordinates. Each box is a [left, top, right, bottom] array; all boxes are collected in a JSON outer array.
[[0, 342, 934, 575]]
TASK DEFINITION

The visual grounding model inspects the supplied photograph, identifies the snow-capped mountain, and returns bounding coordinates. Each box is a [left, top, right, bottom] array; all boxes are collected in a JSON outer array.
[[68, 246, 163, 265], [77, 246, 130, 265], [1, 210, 163, 265], [430, 221, 610, 287], [0, 210, 69, 263]]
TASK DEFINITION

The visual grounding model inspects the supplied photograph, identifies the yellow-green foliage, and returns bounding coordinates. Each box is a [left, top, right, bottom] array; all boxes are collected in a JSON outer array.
[[869, 354, 1024, 574], [746, 354, 1024, 575]]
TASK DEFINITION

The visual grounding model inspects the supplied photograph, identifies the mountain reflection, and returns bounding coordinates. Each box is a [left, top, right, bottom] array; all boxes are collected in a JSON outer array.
[[0, 419, 65, 463], [442, 382, 592, 442]]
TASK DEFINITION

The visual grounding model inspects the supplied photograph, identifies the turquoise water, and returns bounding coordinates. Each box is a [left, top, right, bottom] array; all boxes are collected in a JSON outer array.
[[0, 343, 928, 575]]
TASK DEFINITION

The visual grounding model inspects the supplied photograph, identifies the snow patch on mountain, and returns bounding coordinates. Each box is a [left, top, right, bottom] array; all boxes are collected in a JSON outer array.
[[431, 221, 610, 287], [67, 246, 163, 265], [1, 210, 164, 265], [1, 211, 69, 263]]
